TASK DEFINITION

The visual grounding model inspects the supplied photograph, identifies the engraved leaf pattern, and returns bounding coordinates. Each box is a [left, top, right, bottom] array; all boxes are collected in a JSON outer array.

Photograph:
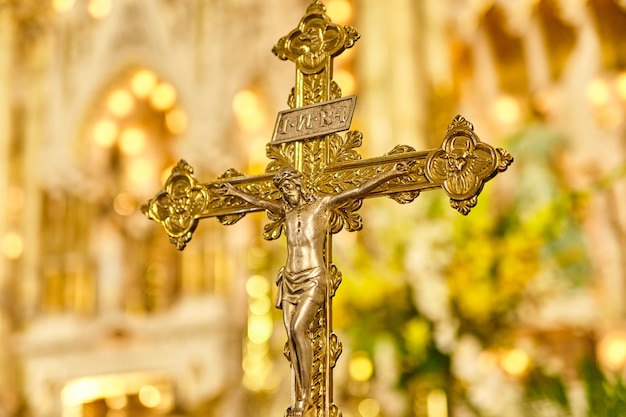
[[272, 36, 288, 61], [387, 144, 416, 155], [329, 333, 343, 368], [308, 131, 363, 192], [330, 80, 342, 100], [169, 230, 196, 251], [328, 130, 362, 164], [287, 87, 296, 109], [216, 214, 245, 226], [388, 190, 421, 204], [329, 264, 343, 297], [317, 165, 382, 195], [265, 142, 296, 173], [310, 308, 327, 415], [302, 139, 326, 178], [329, 199, 363, 234], [303, 72, 326, 105], [447, 114, 474, 132], [451, 195, 478, 215], [344, 25, 360, 48], [263, 207, 285, 241], [496, 147, 514, 172]]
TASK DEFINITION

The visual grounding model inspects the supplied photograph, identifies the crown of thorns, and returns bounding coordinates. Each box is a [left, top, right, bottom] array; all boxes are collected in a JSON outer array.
[[272, 167, 303, 188]]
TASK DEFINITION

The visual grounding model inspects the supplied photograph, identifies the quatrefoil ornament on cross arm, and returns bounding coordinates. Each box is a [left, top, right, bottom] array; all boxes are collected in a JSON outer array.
[[425, 115, 512, 214], [142, 160, 209, 250]]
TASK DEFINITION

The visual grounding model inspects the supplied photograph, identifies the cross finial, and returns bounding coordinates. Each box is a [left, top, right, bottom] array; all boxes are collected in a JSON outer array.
[[272, 0, 360, 75]]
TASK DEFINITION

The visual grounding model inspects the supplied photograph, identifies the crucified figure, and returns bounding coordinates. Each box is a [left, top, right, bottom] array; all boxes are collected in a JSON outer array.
[[219, 162, 410, 416]]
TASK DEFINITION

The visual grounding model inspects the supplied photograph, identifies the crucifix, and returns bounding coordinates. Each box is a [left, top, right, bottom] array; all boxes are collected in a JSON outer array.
[[142, 2, 513, 416]]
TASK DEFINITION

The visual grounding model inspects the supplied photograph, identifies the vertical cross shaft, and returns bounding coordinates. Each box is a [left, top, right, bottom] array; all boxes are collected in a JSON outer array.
[[272, 3, 360, 415]]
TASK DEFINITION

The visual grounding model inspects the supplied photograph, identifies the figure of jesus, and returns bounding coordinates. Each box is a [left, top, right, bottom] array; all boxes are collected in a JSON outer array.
[[219, 162, 410, 416]]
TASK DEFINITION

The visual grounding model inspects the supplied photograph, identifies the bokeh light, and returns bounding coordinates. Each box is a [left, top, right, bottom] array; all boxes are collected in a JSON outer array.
[[2, 232, 23, 260], [426, 389, 448, 417], [113, 192, 136, 216], [149, 82, 177, 111], [615, 72, 626, 101], [131, 70, 158, 99], [138, 385, 161, 408], [334, 69, 356, 95], [586, 78, 611, 107], [349, 352, 374, 382], [88, 0, 112, 19], [107, 89, 135, 118], [246, 275, 270, 298], [127, 158, 157, 185], [232, 89, 265, 132], [165, 108, 188, 135], [358, 398, 380, 417], [92, 119, 119, 147], [247, 314, 273, 344], [104, 395, 127, 410], [491, 95, 521, 126], [249, 295, 272, 315], [119, 127, 147, 155], [326, 0, 353, 25], [160, 164, 175, 186], [598, 331, 626, 371], [53, 0, 75, 13], [500, 348, 530, 377]]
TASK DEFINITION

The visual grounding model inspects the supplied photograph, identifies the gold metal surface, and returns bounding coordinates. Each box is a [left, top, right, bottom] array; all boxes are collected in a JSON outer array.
[[142, 1, 513, 416]]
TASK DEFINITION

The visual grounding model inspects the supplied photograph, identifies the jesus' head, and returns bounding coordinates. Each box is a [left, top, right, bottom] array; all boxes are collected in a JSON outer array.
[[273, 167, 315, 207]]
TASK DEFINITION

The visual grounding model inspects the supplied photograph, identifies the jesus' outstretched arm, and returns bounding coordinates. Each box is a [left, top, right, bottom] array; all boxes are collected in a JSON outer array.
[[217, 182, 284, 214], [328, 161, 413, 208]]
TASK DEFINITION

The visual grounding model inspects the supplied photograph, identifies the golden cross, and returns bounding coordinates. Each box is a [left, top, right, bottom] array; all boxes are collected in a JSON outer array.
[[142, 2, 513, 416]]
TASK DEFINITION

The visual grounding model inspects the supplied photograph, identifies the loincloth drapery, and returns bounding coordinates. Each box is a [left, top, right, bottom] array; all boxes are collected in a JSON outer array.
[[275, 266, 327, 309]]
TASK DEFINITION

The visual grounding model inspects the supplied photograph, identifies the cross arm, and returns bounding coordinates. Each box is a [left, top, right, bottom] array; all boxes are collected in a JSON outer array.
[[327, 160, 409, 209], [315, 115, 513, 220], [141, 160, 279, 250]]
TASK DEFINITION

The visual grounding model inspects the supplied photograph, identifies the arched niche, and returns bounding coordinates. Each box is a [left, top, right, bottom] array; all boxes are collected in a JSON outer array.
[[40, 65, 194, 315]]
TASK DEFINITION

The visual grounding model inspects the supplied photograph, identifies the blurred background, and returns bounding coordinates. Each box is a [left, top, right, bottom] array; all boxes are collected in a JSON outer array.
[[1, 0, 626, 416]]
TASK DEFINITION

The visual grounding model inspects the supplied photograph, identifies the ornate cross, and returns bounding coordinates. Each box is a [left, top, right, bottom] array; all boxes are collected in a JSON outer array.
[[142, 2, 513, 416]]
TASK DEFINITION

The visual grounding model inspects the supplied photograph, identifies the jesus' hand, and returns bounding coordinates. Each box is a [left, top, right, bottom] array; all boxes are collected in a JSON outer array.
[[394, 161, 414, 175], [215, 182, 236, 196]]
